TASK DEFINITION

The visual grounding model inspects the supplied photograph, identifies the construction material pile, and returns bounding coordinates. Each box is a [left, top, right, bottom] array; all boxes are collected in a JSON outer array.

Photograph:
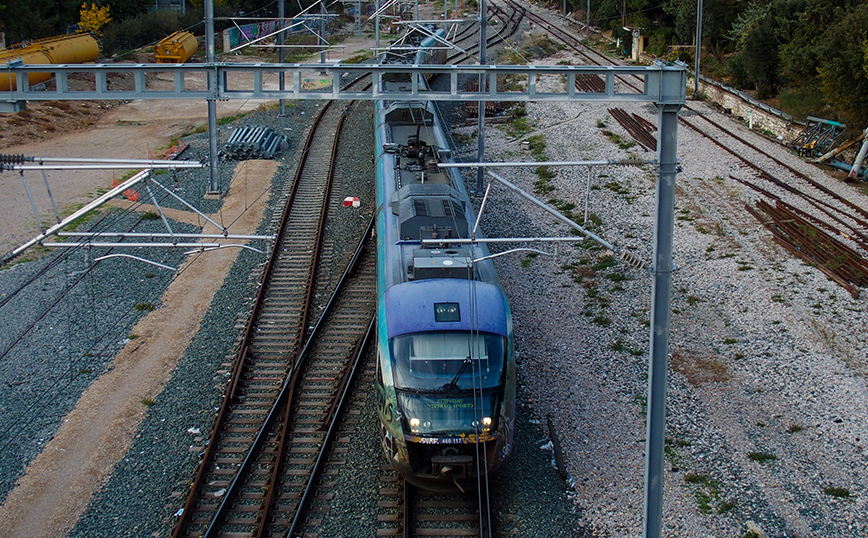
[[222, 126, 289, 160]]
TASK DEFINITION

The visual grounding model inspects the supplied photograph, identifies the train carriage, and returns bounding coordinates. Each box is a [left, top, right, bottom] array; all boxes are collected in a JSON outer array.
[[374, 25, 516, 492]]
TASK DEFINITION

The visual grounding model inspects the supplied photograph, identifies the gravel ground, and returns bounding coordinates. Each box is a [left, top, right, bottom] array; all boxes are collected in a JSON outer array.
[[0, 212, 198, 505], [454, 14, 868, 535]]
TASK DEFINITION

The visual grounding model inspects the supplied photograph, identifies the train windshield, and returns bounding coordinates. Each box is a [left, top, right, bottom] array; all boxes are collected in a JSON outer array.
[[389, 331, 506, 392]]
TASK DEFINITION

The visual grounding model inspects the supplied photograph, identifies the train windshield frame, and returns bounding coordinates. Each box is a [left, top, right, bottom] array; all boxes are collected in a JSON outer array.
[[388, 331, 507, 392]]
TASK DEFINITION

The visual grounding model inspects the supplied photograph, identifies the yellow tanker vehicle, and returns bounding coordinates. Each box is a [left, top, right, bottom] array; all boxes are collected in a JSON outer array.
[[0, 33, 100, 91]]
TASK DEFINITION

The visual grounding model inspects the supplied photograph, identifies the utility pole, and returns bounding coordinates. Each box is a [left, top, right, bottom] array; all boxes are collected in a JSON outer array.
[[278, 0, 286, 117], [476, 0, 487, 192], [320, 0, 327, 65], [694, 0, 703, 96], [642, 102, 681, 538], [205, 0, 219, 196]]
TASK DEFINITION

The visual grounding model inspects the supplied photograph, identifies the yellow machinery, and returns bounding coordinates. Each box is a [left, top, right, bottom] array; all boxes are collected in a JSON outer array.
[[154, 31, 198, 64], [0, 33, 100, 91]]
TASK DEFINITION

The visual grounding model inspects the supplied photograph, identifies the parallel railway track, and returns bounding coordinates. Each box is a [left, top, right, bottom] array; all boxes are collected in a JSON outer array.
[[505, 0, 868, 295], [173, 75, 377, 537], [446, 3, 524, 65], [176, 9, 532, 534]]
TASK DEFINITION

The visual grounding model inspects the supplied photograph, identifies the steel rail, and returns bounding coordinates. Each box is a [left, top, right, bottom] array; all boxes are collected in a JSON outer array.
[[286, 313, 377, 537], [252, 110, 346, 538], [446, 3, 522, 65], [172, 89, 336, 538], [515, 0, 868, 228], [508, 0, 868, 254], [173, 73, 373, 538]]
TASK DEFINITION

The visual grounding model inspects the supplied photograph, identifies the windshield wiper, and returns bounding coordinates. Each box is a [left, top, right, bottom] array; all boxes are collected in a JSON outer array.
[[440, 356, 472, 392]]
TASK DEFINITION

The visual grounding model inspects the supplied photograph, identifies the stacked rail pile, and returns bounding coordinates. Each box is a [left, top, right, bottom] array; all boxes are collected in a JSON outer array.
[[222, 126, 289, 160], [608, 107, 657, 151], [746, 199, 868, 298]]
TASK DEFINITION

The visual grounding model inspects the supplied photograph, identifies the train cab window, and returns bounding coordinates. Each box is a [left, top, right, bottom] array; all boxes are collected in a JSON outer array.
[[389, 331, 506, 392]]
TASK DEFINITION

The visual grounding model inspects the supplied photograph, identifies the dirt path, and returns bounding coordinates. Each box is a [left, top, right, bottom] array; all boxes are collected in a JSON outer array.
[[0, 159, 277, 538]]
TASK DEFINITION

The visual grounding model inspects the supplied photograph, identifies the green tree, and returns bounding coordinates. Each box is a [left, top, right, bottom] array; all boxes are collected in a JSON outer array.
[[0, 0, 80, 42], [816, 3, 868, 126]]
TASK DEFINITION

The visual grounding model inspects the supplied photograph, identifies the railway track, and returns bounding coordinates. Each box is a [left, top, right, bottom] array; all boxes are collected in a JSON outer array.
[[446, 2, 524, 65], [173, 75, 377, 537], [505, 0, 868, 295], [377, 466, 515, 538]]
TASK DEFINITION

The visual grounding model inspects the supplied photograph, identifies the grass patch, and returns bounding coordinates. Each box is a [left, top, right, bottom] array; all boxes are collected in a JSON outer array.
[[593, 255, 617, 271], [592, 314, 611, 327], [604, 180, 630, 195], [343, 50, 373, 63], [533, 166, 556, 194], [686, 295, 704, 306], [822, 486, 851, 499], [141, 397, 156, 406], [508, 115, 534, 138], [134, 302, 156, 312], [217, 112, 247, 126], [141, 211, 161, 221], [600, 129, 635, 150], [525, 134, 547, 160], [723, 337, 737, 344], [747, 451, 777, 463]]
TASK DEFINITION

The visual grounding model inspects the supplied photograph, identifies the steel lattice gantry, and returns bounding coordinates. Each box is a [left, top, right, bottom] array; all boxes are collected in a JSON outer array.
[[0, 62, 685, 104]]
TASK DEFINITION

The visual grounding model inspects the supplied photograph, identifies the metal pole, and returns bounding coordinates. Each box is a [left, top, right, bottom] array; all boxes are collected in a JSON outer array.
[[694, 0, 702, 96], [563, 0, 566, 22], [642, 102, 680, 538], [476, 0, 487, 192], [205, 0, 220, 195], [278, 0, 286, 116], [376, 0, 380, 53], [586, 0, 590, 36], [320, 0, 327, 65]]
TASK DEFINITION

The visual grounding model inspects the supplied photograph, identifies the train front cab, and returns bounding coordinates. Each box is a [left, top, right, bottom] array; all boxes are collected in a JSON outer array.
[[376, 279, 515, 492]]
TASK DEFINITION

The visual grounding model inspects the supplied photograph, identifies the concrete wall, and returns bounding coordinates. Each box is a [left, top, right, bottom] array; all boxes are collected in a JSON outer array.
[[692, 75, 803, 143]]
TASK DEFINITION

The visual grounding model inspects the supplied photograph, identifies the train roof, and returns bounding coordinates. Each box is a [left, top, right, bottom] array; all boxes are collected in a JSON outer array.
[[384, 279, 509, 338]]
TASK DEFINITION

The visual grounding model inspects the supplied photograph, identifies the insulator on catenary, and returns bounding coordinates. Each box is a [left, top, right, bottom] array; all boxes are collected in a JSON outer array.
[[619, 250, 646, 269], [0, 154, 32, 164]]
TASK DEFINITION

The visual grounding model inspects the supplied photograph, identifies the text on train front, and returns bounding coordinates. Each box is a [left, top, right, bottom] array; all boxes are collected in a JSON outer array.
[[389, 329, 506, 441]]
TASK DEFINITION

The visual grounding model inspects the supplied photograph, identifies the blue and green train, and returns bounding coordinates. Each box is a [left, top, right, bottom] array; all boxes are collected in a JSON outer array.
[[374, 25, 516, 492]]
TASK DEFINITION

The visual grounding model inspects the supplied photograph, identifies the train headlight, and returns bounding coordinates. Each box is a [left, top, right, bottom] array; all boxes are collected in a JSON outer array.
[[410, 418, 420, 431], [483, 416, 492, 431]]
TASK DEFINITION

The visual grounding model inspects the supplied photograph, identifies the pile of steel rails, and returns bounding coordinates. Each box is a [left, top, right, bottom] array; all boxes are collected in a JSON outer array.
[[746, 198, 868, 298], [222, 125, 289, 160], [608, 107, 657, 151]]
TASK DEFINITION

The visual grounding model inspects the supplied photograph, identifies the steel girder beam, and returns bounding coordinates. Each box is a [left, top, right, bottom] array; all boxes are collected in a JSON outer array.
[[1, 62, 686, 104]]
